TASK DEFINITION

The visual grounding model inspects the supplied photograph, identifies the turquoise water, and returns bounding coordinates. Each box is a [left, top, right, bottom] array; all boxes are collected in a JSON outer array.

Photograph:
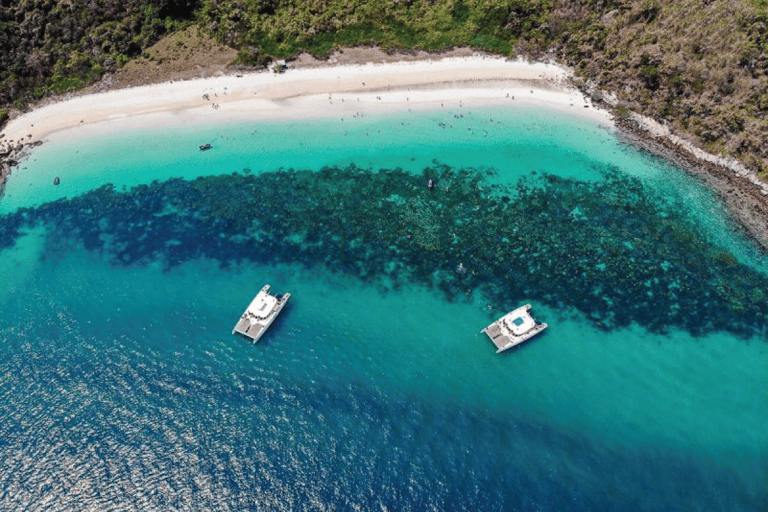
[[0, 107, 766, 510]]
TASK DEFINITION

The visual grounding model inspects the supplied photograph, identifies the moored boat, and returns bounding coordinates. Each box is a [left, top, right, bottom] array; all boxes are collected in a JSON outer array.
[[481, 304, 547, 353], [232, 284, 291, 342]]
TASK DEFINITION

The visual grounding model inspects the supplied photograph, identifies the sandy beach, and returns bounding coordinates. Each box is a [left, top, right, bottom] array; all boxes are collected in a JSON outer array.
[[2, 52, 768, 250], [1, 55, 611, 144]]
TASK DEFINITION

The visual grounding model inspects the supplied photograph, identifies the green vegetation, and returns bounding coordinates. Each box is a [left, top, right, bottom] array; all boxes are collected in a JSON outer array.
[[1, 0, 768, 176], [196, 0, 549, 59], [552, 0, 768, 174], [0, 0, 197, 114]]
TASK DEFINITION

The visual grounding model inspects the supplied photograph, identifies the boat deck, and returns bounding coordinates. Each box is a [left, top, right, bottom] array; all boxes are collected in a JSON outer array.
[[483, 323, 512, 351], [233, 317, 265, 339], [483, 322, 547, 352]]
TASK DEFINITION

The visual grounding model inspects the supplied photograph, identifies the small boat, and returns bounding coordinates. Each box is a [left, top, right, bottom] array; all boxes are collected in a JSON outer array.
[[199, 143, 212, 151], [481, 304, 547, 353], [232, 285, 291, 342]]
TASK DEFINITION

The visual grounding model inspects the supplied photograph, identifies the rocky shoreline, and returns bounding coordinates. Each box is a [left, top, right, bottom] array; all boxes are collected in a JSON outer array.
[[0, 136, 42, 195], [612, 114, 768, 253]]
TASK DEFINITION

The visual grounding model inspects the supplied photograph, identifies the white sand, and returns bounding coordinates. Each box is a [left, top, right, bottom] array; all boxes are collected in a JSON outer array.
[[3, 55, 613, 144]]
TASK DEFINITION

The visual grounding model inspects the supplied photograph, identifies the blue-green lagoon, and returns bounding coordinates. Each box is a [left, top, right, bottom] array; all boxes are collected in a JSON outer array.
[[0, 107, 766, 510]]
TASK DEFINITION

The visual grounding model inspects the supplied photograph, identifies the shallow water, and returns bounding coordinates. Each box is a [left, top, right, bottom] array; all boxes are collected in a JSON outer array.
[[0, 107, 766, 511]]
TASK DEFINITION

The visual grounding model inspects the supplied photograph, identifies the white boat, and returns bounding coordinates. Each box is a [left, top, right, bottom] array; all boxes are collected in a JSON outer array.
[[481, 304, 547, 353], [232, 284, 291, 342]]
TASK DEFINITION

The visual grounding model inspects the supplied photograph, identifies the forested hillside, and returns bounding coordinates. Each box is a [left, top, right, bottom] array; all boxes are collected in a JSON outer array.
[[2, 0, 768, 176]]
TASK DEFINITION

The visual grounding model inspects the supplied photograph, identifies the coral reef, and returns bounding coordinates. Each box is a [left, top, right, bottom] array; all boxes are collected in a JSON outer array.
[[1, 163, 765, 339]]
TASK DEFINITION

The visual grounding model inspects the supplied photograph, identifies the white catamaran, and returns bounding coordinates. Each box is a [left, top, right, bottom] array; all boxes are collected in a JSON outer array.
[[232, 284, 291, 342], [481, 304, 547, 353]]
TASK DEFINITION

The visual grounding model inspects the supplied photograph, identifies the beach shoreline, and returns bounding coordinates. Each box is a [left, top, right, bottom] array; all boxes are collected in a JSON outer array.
[[0, 55, 608, 144], [1, 52, 767, 250]]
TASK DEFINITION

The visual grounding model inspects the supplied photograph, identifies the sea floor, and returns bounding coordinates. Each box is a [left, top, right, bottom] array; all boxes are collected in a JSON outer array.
[[0, 106, 766, 511]]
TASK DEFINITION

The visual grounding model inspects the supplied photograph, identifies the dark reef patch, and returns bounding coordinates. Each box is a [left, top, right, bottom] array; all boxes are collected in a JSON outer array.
[[1, 163, 766, 339]]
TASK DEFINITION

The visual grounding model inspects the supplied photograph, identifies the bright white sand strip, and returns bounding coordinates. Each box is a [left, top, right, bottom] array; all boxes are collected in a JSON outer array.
[[3, 56, 613, 144]]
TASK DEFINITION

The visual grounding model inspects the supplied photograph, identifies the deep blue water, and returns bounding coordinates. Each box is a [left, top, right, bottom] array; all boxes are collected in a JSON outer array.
[[0, 107, 766, 511]]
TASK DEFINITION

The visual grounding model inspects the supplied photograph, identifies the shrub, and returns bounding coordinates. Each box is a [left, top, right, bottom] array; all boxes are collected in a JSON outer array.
[[115, 53, 131, 68]]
